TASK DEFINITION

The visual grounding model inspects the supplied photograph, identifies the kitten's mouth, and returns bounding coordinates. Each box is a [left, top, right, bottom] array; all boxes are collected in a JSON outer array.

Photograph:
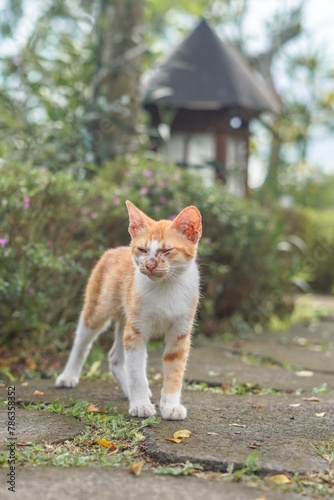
[[140, 268, 166, 280]]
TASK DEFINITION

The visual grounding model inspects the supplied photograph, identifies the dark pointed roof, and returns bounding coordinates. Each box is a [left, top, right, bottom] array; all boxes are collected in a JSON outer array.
[[143, 19, 280, 116]]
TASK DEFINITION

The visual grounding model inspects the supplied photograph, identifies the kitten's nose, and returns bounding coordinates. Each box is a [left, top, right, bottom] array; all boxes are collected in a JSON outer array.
[[146, 257, 157, 273]]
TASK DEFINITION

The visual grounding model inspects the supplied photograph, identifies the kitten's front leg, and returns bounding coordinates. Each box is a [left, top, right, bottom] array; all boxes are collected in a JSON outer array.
[[160, 331, 191, 420], [124, 323, 156, 418]]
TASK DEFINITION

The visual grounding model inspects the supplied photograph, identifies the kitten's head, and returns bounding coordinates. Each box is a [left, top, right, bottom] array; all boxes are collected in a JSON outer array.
[[126, 200, 202, 281]]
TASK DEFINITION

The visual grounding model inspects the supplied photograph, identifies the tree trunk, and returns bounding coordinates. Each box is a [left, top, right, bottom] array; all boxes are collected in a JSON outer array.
[[91, 0, 145, 162]]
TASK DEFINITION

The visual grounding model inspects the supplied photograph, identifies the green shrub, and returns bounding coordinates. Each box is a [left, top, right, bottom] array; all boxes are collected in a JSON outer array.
[[0, 157, 292, 347], [279, 207, 334, 294]]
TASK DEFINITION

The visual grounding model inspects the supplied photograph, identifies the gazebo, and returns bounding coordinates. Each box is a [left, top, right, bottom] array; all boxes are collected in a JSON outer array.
[[142, 19, 280, 196]]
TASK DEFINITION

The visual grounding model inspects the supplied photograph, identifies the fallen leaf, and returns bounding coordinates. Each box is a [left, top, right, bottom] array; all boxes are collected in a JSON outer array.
[[96, 438, 117, 449], [165, 437, 184, 444], [208, 370, 221, 377], [165, 429, 192, 444], [33, 390, 44, 396], [289, 403, 301, 407], [248, 442, 261, 449], [26, 359, 37, 371], [87, 403, 101, 413], [212, 407, 222, 411], [221, 383, 232, 391], [269, 474, 291, 485], [295, 370, 314, 377], [17, 441, 32, 446], [207, 432, 219, 436], [255, 496, 267, 500], [316, 412, 326, 417], [228, 423, 246, 428], [302, 396, 321, 402], [173, 430, 192, 439], [129, 461, 143, 476], [0, 383, 5, 388], [250, 404, 265, 408]]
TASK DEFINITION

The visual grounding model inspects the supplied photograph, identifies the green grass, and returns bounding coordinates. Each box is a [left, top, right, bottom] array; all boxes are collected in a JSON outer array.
[[0, 399, 160, 468]]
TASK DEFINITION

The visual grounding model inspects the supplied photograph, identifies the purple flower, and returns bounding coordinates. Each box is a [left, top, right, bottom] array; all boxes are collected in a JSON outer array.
[[113, 196, 120, 205], [144, 170, 153, 178], [159, 196, 166, 204], [140, 187, 148, 195], [168, 214, 176, 221], [27, 287, 34, 294], [0, 238, 8, 248], [47, 240, 53, 247], [24, 197, 30, 209]]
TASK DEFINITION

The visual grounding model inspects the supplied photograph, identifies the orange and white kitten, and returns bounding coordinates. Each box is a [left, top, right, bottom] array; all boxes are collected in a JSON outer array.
[[55, 200, 202, 420]]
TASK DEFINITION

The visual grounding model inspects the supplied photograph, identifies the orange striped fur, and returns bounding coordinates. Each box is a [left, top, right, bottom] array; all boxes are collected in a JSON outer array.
[[55, 201, 202, 420]]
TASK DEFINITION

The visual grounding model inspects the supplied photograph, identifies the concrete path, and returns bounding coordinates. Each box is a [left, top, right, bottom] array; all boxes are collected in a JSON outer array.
[[1, 304, 334, 499]]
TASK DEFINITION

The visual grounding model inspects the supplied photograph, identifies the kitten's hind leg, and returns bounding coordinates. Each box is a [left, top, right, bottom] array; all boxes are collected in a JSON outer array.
[[108, 321, 129, 398], [55, 314, 110, 388]]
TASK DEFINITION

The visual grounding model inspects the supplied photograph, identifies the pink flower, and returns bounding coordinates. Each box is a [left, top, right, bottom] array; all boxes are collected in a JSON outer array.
[[0, 238, 8, 248], [113, 196, 120, 205], [27, 287, 34, 294], [24, 197, 30, 209], [144, 170, 153, 178], [140, 187, 148, 195], [47, 240, 53, 247], [159, 196, 166, 204], [91, 212, 98, 219]]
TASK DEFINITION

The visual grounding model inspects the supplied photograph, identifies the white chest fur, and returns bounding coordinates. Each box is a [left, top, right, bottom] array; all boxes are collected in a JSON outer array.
[[135, 261, 199, 338]]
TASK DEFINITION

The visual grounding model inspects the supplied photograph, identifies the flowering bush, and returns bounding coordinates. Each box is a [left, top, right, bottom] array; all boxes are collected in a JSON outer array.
[[0, 157, 291, 347]]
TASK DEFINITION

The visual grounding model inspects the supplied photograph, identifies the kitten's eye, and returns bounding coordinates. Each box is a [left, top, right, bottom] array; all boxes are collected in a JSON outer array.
[[158, 247, 174, 255], [137, 247, 147, 254]]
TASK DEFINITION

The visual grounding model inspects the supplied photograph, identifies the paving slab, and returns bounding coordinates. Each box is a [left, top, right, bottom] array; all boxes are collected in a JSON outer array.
[[227, 322, 334, 374], [0, 379, 129, 414], [144, 391, 334, 475], [148, 344, 334, 393], [0, 409, 84, 449], [0, 466, 310, 500]]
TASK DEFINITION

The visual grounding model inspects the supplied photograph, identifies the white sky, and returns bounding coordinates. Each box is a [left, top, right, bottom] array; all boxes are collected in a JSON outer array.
[[243, 0, 334, 186]]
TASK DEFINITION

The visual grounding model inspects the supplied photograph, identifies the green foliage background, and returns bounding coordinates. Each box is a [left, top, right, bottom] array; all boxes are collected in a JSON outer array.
[[0, 157, 293, 346]]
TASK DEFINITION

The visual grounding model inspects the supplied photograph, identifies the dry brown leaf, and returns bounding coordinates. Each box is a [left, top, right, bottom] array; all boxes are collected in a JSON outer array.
[[33, 390, 44, 396], [248, 442, 261, 449], [250, 404, 265, 409], [17, 441, 32, 446], [221, 383, 232, 391], [87, 403, 101, 413], [269, 474, 291, 485], [255, 496, 266, 500], [96, 439, 117, 449], [129, 461, 143, 476], [0, 383, 6, 388], [302, 396, 321, 402]]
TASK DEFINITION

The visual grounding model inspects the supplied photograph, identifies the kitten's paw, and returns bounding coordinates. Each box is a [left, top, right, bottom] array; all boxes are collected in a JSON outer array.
[[55, 374, 79, 388], [129, 402, 156, 418], [160, 404, 187, 420]]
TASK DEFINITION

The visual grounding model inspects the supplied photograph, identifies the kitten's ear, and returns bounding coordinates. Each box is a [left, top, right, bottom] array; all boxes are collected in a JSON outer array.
[[126, 200, 154, 238], [171, 206, 202, 244]]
